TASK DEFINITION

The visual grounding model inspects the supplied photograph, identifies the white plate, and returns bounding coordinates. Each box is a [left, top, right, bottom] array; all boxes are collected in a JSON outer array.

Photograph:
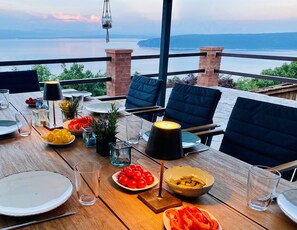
[[46, 135, 75, 146], [112, 171, 159, 192], [63, 90, 92, 98], [143, 130, 201, 149], [0, 171, 73, 216], [277, 189, 297, 223], [0, 120, 18, 135], [86, 102, 125, 114], [163, 206, 222, 230], [63, 120, 83, 135]]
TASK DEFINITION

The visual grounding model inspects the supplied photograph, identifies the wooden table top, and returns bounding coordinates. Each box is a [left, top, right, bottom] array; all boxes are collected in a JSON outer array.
[[0, 91, 296, 230]]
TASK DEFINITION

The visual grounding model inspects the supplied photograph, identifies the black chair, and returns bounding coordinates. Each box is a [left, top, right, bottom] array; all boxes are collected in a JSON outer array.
[[0, 70, 40, 93], [163, 83, 221, 129], [199, 97, 297, 181], [133, 83, 222, 145], [98, 75, 162, 122]]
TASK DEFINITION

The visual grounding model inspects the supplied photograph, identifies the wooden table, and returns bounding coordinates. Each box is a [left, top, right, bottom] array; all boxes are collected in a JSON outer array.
[[0, 91, 296, 230]]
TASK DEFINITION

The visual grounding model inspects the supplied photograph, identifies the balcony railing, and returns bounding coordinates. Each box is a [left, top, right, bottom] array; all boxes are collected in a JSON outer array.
[[0, 50, 297, 86]]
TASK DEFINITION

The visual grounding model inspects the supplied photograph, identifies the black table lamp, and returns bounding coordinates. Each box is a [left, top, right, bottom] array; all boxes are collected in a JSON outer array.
[[138, 121, 183, 213], [43, 81, 63, 130]]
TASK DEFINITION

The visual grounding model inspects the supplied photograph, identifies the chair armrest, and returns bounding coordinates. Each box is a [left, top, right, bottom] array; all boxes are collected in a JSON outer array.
[[125, 106, 161, 113], [130, 107, 166, 116], [93, 95, 127, 101], [183, 123, 220, 133], [193, 129, 225, 139], [273, 160, 297, 172]]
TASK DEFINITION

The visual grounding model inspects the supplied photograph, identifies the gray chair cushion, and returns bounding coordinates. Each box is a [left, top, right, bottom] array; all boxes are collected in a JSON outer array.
[[164, 83, 222, 129], [0, 70, 40, 94], [125, 75, 162, 121], [220, 97, 297, 180]]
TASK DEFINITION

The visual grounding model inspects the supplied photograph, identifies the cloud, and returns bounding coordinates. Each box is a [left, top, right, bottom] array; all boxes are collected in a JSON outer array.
[[52, 13, 100, 23]]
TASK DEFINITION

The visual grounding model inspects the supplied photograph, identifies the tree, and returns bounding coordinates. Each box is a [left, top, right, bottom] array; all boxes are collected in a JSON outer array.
[[38, 63, 107, 96], [235, 61, 297, 91]]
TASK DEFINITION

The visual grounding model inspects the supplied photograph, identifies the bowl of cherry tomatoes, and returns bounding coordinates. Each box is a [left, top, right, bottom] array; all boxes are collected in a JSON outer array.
[[112, 164, 159, 191], [25, 97, 36, 107]]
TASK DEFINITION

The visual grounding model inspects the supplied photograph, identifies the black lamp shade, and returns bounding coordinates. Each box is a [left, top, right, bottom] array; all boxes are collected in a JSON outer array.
[[145, 121, 183, 160], [43, 81, 63, 100]]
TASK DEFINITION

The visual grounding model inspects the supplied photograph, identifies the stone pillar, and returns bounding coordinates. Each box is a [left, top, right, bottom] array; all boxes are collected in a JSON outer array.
[[105, 49, 133, 96], [197, 47, 224, 87]]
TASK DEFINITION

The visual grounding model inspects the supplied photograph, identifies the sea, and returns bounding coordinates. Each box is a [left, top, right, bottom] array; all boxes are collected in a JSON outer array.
[[0, 38, 297, 81]]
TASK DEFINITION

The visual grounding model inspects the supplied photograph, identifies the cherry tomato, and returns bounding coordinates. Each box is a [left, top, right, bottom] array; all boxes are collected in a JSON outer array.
[[129, 164, 136, 170], [135, 165, 144, 173], [132, 171, 142, 181], [123, 167, 133, 177], [127, 179, 137, 188], [117, 172, 126, 180], [145, 175, 155, 185], [143, 171, 152, 178], [137, 179, 147, 188], [119, 175, 128, 186]]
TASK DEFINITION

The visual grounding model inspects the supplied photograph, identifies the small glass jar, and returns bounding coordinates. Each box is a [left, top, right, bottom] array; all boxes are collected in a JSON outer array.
[[82, 127, 96, 148], [109, 141, 131, 167]]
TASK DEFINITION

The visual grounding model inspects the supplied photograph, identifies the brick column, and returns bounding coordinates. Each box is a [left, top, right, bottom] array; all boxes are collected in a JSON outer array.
[[105, 49, 133, 96], [197, 47, 224, 87]]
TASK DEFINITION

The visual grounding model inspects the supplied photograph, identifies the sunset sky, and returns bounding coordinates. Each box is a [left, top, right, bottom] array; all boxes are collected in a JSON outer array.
[[0, 0, 296, 36]]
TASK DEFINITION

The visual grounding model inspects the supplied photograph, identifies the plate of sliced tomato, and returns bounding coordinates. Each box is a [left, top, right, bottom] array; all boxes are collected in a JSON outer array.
[[63, 116, 92, 135], [163, 206, 221, 230]]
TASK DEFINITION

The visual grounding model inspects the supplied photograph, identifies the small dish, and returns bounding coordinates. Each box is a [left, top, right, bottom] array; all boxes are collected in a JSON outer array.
[[63, 120, 83, 135], [163, 206, 222, 230], [46, 135, 75, 146], [112, 171, 159, 192], [143, 130, 201, 149], [277, 189, 297, 223], [26, 102, 36, 107], [86, 102, 125, 114], [164, 166, 214, 198]]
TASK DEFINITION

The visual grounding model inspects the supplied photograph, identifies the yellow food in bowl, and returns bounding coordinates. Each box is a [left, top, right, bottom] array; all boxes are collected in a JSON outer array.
[[164, 166, 214, 197], [169, 176, 206, 188], [42, 129, 75, 144]]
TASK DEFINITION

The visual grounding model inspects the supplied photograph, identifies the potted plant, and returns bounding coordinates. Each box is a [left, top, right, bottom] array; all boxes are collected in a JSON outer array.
[[91, 104, 118, 156], [58, 98, 79, 121]]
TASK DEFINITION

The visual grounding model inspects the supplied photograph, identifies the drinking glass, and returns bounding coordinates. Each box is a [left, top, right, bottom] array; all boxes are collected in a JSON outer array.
[[74, 161, 101, 206], [125, 116, 143, 145], [0, 89, 9, 110], [109, 141, 132, 167], [247, 165, 281, 211], [15, 111, 32, 136]]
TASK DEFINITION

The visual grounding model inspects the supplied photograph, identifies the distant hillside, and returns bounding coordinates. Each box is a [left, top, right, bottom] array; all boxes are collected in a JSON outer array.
[[137, 32, 297, 50]]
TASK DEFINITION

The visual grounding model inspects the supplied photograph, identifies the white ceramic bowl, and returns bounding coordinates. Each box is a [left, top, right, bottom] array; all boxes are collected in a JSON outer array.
[[164, 166, 214, 198]]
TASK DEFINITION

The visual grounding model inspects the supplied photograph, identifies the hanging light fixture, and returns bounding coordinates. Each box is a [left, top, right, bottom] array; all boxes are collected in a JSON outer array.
[[102, 0, 112, 43]]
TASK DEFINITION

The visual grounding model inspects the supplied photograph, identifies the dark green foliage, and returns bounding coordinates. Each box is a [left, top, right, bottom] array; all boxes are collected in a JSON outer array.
[[218, 75, 236, 88], [33, 63, 106, 96], [91, 104, 118, 141], [236, 61, 297, 91]]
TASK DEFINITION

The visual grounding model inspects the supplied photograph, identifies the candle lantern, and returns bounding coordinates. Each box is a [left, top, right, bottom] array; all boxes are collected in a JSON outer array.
[[102, 0, 112, 43], [138, 121, 183, 213]]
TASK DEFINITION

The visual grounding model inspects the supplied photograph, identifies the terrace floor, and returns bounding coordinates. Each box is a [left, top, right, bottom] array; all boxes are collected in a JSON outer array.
[[165, 86, 297, 150]]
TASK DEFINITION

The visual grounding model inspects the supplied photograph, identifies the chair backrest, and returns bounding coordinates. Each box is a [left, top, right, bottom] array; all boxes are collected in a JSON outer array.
[[164, 83, 222, 129], [125, 75, 162, 121], [220, 97, 297, 180], [0, 70, 40, 94]]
